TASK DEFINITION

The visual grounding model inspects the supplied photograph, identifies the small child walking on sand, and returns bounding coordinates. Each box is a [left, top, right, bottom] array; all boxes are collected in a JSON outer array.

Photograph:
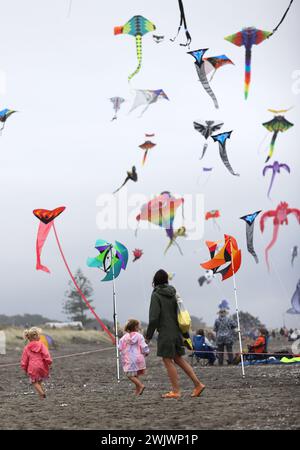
[[119, 319, 149, 395], [21, 327, 52, 399]]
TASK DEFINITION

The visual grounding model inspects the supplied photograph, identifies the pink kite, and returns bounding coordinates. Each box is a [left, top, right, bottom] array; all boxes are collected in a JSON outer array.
[[33, 207, 115, 343]]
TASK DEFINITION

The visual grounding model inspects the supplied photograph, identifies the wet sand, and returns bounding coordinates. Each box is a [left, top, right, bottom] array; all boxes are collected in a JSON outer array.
[[0, 342, 299, 430]]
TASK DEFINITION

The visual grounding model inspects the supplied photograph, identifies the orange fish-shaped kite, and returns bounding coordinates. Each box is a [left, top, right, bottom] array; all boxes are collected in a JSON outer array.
[[201, 234, 241, 281]]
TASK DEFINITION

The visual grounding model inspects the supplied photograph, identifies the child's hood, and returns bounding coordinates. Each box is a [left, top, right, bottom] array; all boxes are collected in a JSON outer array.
[[27, 340, 44, 353], [123, 332, 140, 345]]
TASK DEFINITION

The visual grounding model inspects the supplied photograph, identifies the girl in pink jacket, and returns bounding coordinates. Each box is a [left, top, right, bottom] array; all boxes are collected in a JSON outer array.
[[21, 327, 52, 399], [119, 319, 149, 395]]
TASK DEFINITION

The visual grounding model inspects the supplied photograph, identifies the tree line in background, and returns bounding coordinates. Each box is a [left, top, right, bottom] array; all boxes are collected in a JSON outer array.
[[0, 269, 264, 334]]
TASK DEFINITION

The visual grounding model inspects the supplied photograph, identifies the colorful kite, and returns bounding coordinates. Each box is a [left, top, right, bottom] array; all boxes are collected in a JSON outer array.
[[291, 245, 298, 267], [110, 97, 125, 121], [136, 191, 184, 255], [260, 202, 300, 271], [171, 0, 192, 47], [224, 1, 294, 99], [187, 49, 233, 109], [263, 113, 294, 163], [87, 240, 128, 382], [193, 120, 224, 159], [287, 280, 300, 314], [240, 211, 262, 263], [129, 89, 169, 117], [205, 210, 221, 230], [132, 248, 143, 262], [153, 34, 165, 44], [113, 166, 138, 194], [0, 108, 16, 132], [201, 235, 242, 281], [114, 16, 156, 81], [204, 55, 234, 82], [263, 161, 290, 198], [198, 270, 214, 287], [33, 207, 114, 342], [211, 131, 239, 176], [87, 240, 128, 282], [139, 138, 156, 165]]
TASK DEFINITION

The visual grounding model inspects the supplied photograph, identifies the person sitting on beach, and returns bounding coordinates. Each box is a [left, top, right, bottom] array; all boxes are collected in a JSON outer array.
[[191, 329, 216, 366], [119, 319, 149, 396], [21, 327, 52, 399], [247, 328, 268, 359], [145, 269, 206, 399]]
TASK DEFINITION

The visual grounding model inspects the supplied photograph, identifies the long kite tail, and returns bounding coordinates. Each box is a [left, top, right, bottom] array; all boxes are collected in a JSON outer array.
[[265, 131, 279, 163], [246, 224, 259, 263], [265, 223, 279, 272], [244, 47, 252, 100], [170, 0, 192, 47], [267, 171, 276, 199], [142, 150, 148, 165], [52, 224, 115, 343], [128, 35, 142, 82], [36, 221, 53, 273], [218, 143, 240, 176], [197, 64, 219, 109], [199, 142, 208, 160]]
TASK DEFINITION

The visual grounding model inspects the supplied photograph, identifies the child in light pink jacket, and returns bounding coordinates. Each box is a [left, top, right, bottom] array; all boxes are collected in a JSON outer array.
[[21, 327, 52, 399], [119, 319, 149, 395]]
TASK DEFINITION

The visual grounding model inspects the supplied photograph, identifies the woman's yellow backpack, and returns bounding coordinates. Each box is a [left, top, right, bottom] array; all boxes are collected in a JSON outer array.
[[176, 293, 192, 334]]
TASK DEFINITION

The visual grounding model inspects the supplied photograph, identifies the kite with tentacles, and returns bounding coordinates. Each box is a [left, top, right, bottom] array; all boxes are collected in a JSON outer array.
[[287, 280, 300, 314], [129, 89, 169, 117], [114, 16, 156, 82], [260, 202, 300, 271], [113, 166, 138, 194], [193, 120, 224, 160], [164, 226, 187, 256], [0, 108, 16, 132], [224, 1, 294, 99], [110, 97, 125, 121], [205, 210, 221, 230], [87, 240, 128, 282], [240, 211, 261, 263], [211, 131, 239, 176], [263, 113, 294, 163], [33, 207, 114, 342], [171, 0, 192, 47], [201, 235, 242, 281], [291, 245, 298, 267], [136, 191, 185, 255], [263, 161, 290, 199], [187, 49, 233, 109]]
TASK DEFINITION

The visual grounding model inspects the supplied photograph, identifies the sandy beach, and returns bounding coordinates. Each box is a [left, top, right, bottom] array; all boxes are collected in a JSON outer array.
[[0, 340, 299, 430]]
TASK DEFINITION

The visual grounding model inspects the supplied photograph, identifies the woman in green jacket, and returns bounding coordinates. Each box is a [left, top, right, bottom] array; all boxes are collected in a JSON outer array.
[[146, 269, 205, 399]]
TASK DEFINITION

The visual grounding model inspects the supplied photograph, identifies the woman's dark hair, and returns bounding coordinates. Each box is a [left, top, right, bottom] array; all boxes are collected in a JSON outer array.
[[197, 329, 204, 336], [153, 269, 169, 287]]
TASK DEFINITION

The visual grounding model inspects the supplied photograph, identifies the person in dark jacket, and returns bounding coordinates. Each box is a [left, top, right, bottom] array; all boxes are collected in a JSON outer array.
[[145, 269, 205, 399]]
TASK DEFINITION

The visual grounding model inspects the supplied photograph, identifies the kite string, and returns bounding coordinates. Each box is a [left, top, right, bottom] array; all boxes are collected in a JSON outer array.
[[52, 224, 115, 344], [271, 0, 294, 35]]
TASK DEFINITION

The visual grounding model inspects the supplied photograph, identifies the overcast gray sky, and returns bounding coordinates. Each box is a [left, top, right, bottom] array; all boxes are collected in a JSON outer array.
[[0, 0, 299, 329]]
